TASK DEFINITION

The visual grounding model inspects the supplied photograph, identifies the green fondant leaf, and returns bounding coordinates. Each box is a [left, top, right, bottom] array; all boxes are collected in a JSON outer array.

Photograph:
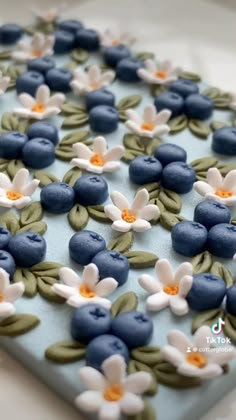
[[202, 87, 221, 100], [60, 130, 90, 146], [1, 113, 20, 131], [179, 71, 201, 82], [216, 162, 236, 177], [127, 400, 156, 420], [13, 268, 37, 297], [191, 157, 218, 173], [123, 134, 145, 152], [68, 204, 89, 231], [150, 84, 166, 97], [158, 189, 182, 214], [210, 261, 233, 288], [169, 114, 188, 134], [188, 119, 210, 139], [17, 221, 47, 235], [0, 211, 20, 234], [118, 109, 128, 122], [160, 212, 185, 231], [0, 159, 9, 172], [117, 95, 142, 111], [31, 262, 62, 278], [224, 314, 236, 343], [0, 314, 40, 337], [55, 146, 75, 161], [0, 49, 12, 60], [213, 95, 231, 110], [192, 308, 224, 333], [6, 64, 25, 88], [192, 251, 213, 274], [154, 361, 201, 388], [128, 360, 158, 396], [87, 205, 111, 223], [149, 197, 165, 215], [111, 292, 138, 317], [45, 340, 86, 363], [141, 182, 160, 200], [136, 52, 155, 61], [145, 137, 162, 156], [62, 114, 89, 129], [122, 148, 144, 163], [71, 48, 89, 63], [7, 159, 25, 179], [210, 120, 229, 132], [61, 101, 87, 115], [24, 25, 36, 35], [20, 202, 44, 226], [34, 170, 60, 187], [62, 167, 82, 187], [107, 232, 134, 253], [131, 346, 162, 367], [37, 276, 65, 303], [123, 251, 158, 268]]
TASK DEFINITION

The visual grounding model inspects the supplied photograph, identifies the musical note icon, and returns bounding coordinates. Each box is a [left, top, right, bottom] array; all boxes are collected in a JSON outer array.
[[211, 317, 225, 335]]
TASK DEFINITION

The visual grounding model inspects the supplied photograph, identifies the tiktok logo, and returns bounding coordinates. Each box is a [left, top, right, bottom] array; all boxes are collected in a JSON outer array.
[[211, 317, 225, 335]]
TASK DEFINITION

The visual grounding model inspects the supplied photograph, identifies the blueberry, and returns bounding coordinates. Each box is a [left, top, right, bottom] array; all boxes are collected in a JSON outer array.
[[154, 92, 184, 118], [111, 310, 153, 349], [0, 131, 28, 159], [0, 23, 22, 44], [194, 200, 231, 230], [53, 30, 75, 54], [89, 105, 119, 133], [40, 182, 75, 214], [169, 79, 199, 98], [161, 162, 196, 194], [0, 250, 15, 278], [27, 57, 55, 76], [46, 68, 72, 93], [207, 223, 236, 258], [22, 138, 55, 169], [187, 273, 226, 311], [74, 174, 108, 206], [226, 285, 236, 316], [129, 155, 162, 185], [8, 232, 46, 267], [154, 143, 187, 167], [0, 226, 12, 250], [116, 58, 143, 82], [69, 230, 106, 265], [171, 221, 208, 257], [184, 94, 214, 120], [212, 127, 236, 156], [71, 304, 112, 343], [86, 89, 115, 111], [27, 121, 59, 145], [86, 334, 129, 371], [16, 71, 45, 96], [58, 19, 83, 35], [75, 28, 100, 51], [92, 250, 129, 286], [103, 45, 131, 68]]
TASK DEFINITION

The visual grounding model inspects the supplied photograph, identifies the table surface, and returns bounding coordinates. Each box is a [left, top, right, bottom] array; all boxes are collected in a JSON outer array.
[[0, 0, 236, 419]]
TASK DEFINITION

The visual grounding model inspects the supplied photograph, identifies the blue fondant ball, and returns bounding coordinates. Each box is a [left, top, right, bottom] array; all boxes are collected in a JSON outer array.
[[53, 30, 75, 54], [0, 250, 15, 278], [75, 28, 100, 51], [92, 250, 129, 286], [226, 285, 236, 316], [187, 273, 226, 311], [0, 23, 22, 44], [184, 94, 214, 120], [8, 232, 46, 267], [58, 19, 84, 35], [171, 221, 208, 257], [22, 137, 55, 169], [16, 71, 45, 96], [207, 223, 236, 258], [74, 174, 108, 206], [0, 226, 12, 250], [116, 57, 143, 82], [103, 45, 131, 68], [154, 143, 187, 167], [169, 79, 199, 98], [69, 230, 106, 266], [154, 92, 184, 118], [129, 155, 163, 185], [111, 310, 153, 349], [89, 105, 119, 133], [71, 304, 112, 343], [194, 200, 231, 230], [212, 127, 236, 156], [0, 131, 28, 159], [27, 121, 59, 145], [86, 334, 129, 371], [40, 182, 75, 214], [86, 89, 115, 111], [46, 67, 72, 92], [27, 57, 55, 76], [161, 162, 196, 194]]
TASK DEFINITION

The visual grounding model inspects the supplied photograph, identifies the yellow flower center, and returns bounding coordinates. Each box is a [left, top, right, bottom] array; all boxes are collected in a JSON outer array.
[[32, 49, 43, 57], [121, 209, 137, 223], [155, 70, 168, 79], [90, 153, 105, 167], [186, 352, 207, 368], [0, 293, 4, 302], [163, 284, 179, 295], [215, 189, 233, 199], [90, 83, 99, 90], [6, 190, 23, 201], [140, 122, 155, 131], [31, 103, 46, 113], [112, 39, 120, 46], [103, 384, 124, 402], [79, 284, 96, 298]]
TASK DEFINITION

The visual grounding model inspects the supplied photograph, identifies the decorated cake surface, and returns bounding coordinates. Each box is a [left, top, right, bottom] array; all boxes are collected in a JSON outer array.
[[0, 6, 236, 420]]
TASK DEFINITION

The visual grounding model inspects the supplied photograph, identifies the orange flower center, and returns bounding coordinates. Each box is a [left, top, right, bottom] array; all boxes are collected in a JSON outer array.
[[155, 70, 168, 79], [32, 49, 43, 57], [186, 352, 207, 368], [90, 153, 105, 167], [163, 284, 179, 295], [112, 39, 120, 46], [140, 122, 155, 131], [103, 384, 124, 402], [121, 209, 137, 223], [0, 293, 4, 302], [6, 190, 23, 201], [79, 284, 96, 298], [90, 83, 99, 90], [215, 189, 233, 199], [31, 103, 46, 113]]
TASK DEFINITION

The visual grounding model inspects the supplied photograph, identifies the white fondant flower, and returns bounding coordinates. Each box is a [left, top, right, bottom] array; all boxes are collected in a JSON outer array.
[[194, 168, 236, 206], [161, 326, 236, 379], [100, 28, 136, 47], [70, 65, 115, 95], [139, 259, 193, 315], [137, 59, 182, 85], [12, 32, 54, 63], [0, 168, 39, 209], [105, 188, 160, 233], [14, 84, 65, 120], [230, 93, 236, 111], [75, 354, 152, 419], [125, 105, 171, 138], [0, 70, 10, 95], [0, 268, 25, 319], [32, 4, 66, 23], [71, 136, 124, 174], [52, 263, 118, 309]]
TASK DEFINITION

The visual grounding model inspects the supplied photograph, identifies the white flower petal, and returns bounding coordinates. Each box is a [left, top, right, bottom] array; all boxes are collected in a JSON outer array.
[[0, 269, 10, 292], [73, 142, 93, 160], [111, 191, 129, 211], [138, 274, 161, 294], [222, 170, 236, 192], [131, 189, 149, 212], [93, 136, 107, 155], [125, 120, 144, 136], [0, 173, 12, 189], [18, 93, 35, 108], [155, 259, 174, 285], [75, 391, 103, 413], [125, 109, 141, 124], [206, 194, 236, 206], [104, 204, 122, 221], [175, 262, 193, 283], [0, 302, 15, 318], [22, 179, 40, 196], [194, 180, 214, 196], [0, 197, 13, 208], [104, 146, 124, 162], [138, 204, 160, 221], [82, 264, 99, 289], [120, 393, 144, 415], [208, 349, 236, 365], [71, 158, 91, 171], [194, 326, 212, 349], [95, 278, 118, 297], [124, 372, 151, 394], [79, 366, 107, 391], [178, 362, 222, 378], [4, 282, 24, 302], [102, 354, 126, 384], [103, 162, 121, 172], [161, 345, 185, 366], [100, 71, 115, 85], [132, 219, 151, 232], [169, 295, 189, 316], [143, 105, 156, 123], [167, 330, 191, 353], [46, 93, 65, 107], [154, 109, 171, 125], [52, 283, 76, 299], [146, 291, 169, 311], [137, 68, 156, 83], [144, 59, 157, 73], [112, 220, 131, 232], [207, 168, 223, 190], [153, 124, 170, 136], [14, 196, 31, 209], [178, 275, 193, 297], [89, 65, 101, 83], [59, 267, 81, 287], [12, 168, 30, 192], [36, 84, 50, 103], [99, 402, 121, 420]]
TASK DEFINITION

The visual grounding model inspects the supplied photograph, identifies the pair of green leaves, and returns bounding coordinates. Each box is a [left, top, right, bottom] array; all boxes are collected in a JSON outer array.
[[0, 314, 40, 337], [0, 203, 47, 235], [192, 309, 236, 343], [191, 156, 236, 181], [168, 115, 211, 139], [71, 48, 89, 64], [116, 95, 142, 121], [0, 64, 25, 89], [55, 130, 92, 161], [61, 102, 89, 129], [192, 251, 234, 288], [202, 87, 232, 110], [122, 134, 162, 163]]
